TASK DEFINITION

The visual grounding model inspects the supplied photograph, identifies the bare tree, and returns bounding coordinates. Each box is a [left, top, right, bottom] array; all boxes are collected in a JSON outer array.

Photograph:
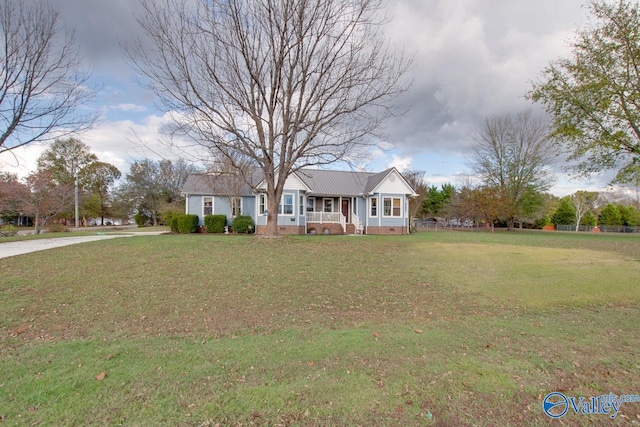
[[206, 151, 257, 218], [402, 170, 427, 231], [469, 109, 556, 230], [0, 0, 96, 154], [570, 191, 598, 232], [129, 0, 411, 235]]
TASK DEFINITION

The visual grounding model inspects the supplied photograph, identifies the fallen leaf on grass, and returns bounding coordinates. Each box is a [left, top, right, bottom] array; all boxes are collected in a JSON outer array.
[[414, 329, 423, 334], [11, 324, 29, 336], [96, 372, 106, 381]]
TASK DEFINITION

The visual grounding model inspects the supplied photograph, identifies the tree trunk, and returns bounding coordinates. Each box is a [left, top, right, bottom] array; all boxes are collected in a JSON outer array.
[[35, 212, 41, 234], [264, 191, 280, 236]]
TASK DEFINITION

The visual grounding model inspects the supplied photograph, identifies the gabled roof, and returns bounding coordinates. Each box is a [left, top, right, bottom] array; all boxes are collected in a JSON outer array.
[[295, 169, 380, 196], [364, 169, 393, 194], [182, 170, 262, 196], [183, 167, 417, 197]]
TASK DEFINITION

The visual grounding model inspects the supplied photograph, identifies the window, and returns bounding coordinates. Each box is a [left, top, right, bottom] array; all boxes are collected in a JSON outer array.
[[370, 197, 377, 217], [231, 197, 242, 217], [279, 193, 294, 215], [306, 197, 315, 212], [299, 195, 304, 216], [383, 197, 401, 217], [203, 197, 213, 216], [259, 194, 266, 215], [323, 198, 334, 213]]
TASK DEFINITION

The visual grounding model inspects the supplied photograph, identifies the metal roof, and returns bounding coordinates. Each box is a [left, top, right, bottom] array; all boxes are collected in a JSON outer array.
[[295, 169, 389, 196], [182, 172, 258, 196], [183, 167, 413, 196]]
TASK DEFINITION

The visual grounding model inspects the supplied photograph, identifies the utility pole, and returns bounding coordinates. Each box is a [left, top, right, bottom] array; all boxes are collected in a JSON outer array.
[[75, 172, 79, 228]]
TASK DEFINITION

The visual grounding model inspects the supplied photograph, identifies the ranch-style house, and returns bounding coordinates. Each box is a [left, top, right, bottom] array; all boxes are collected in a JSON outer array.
[[182, 167, 418, 235]]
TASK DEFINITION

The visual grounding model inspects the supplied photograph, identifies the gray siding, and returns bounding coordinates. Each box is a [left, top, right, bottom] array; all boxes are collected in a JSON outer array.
[[187, 196, 203, 225], [355, 197, 366, 220], [243, 196, 256, 221], [365, 193, 408, 228]]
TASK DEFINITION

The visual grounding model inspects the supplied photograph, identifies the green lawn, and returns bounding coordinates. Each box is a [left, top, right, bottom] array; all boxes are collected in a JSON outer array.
[[1, 231, 639, 426], [0, 226, 168, 242]]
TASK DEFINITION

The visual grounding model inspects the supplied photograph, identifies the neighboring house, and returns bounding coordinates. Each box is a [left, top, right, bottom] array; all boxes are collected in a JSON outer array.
[[182, 167, 418, 235]]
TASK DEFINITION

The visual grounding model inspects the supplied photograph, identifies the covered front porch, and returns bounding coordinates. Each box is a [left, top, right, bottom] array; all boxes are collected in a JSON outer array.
[[305, 211, 363, 235]]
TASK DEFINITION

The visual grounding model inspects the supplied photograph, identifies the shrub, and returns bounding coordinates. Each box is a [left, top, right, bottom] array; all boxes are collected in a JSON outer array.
[[160, 209, 182, 227], [45, 223, 68, 233], [0, 224, 18, 237], [162, 210, 184, 233], [168, 215, 180, 233], [231, 215, 255, 234], [134, 212, 150, 227], [204, 214, 226, 233], [177, 214, 199, 234]]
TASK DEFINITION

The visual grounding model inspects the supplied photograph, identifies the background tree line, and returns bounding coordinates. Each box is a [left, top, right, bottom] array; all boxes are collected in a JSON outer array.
[[0, 137, 197, 233], [410, 177, 639, 231]]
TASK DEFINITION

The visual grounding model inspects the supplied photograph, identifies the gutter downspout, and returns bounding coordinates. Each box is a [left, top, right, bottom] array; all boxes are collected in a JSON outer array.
[[406, 196, 409, 234], [364, 194, 368, 235]]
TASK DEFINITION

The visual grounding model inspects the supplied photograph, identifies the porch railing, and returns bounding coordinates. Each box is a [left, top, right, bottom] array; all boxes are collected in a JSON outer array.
[[351, 213, 363, 234], [306, 212, 342, 224], [306, 212, 348, 232]]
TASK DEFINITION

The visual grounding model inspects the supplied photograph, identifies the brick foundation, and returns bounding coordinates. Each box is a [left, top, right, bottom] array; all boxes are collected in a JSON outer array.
[[306, 223, 344, 235], [256, 225, 305, 235], [366, 226, 407, 235]]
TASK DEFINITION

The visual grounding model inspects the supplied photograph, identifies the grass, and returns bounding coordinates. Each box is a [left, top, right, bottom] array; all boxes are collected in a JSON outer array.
[[0, 226, 168, 242], [1, 231, 639, 425]]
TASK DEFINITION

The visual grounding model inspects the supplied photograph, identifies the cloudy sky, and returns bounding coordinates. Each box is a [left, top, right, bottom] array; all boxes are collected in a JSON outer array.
[[1, 0, 605, 195]]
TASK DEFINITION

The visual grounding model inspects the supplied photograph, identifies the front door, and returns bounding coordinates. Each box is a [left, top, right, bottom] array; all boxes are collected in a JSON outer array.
[[341, 199, 349, 223]]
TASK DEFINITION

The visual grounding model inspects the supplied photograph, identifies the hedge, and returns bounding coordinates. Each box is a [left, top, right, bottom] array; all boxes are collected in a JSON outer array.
[[177, 214, 199, 234], [168, 215, 180, 233], [163, 211, 180, 233], [134, 211, 149, 227], [231, 215, 255, 233], [204, 214, 226, 233]]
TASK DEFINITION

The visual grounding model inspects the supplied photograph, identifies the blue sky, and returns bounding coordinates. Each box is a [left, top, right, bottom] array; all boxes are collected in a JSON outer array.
[[1, 0, 622, 196]]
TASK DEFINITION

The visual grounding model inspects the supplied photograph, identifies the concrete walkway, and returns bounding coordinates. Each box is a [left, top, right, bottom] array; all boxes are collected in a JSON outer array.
[[0, 232, 165, 260]]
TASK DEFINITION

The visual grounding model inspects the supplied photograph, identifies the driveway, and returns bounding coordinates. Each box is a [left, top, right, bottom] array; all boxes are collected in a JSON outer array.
[[0, 232, 165, 260]]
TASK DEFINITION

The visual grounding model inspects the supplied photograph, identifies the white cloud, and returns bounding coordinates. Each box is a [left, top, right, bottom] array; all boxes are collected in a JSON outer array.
[[0, 112, 194, 179], [388, 154, 413, 172], [110, 103, 147, 113], [23, 0, 606, 196]]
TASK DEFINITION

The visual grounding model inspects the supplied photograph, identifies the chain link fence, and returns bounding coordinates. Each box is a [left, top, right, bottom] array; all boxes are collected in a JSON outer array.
[[413, 219, 480, 232], [556, 225, 640, 233]]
